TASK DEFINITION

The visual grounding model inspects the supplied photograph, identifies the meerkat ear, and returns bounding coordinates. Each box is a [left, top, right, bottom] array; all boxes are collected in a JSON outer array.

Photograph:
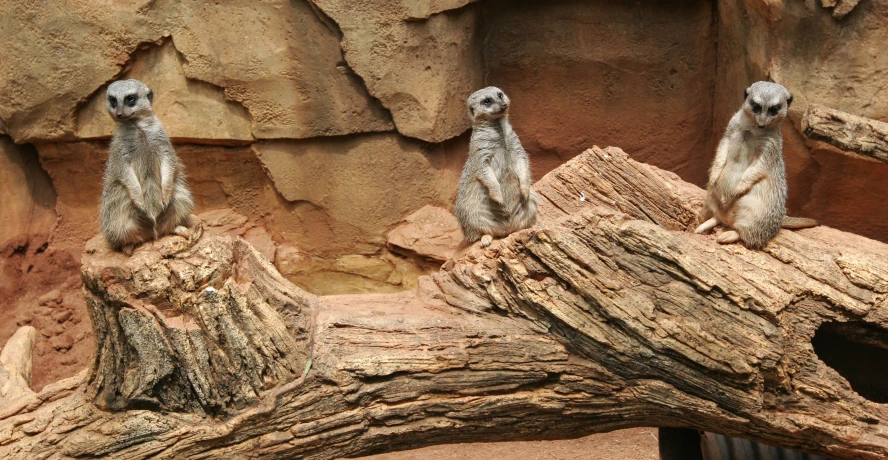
[[469, 107, 475, 116], [147, 89, 154, 103], [743, 88, 749, 101], [786, 93, 793, 108]]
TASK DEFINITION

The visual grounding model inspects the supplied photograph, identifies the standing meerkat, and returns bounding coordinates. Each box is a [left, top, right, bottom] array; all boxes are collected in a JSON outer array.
[[455, 86, 537, 248], [100, 79, 194, 255], [695, 81, 818, 249]]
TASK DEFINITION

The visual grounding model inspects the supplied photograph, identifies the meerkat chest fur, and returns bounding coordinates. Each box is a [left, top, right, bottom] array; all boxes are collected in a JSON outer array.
[[112, 117, 170, 215], [473, 119, 518, 181], [714, 125, 782, 204]]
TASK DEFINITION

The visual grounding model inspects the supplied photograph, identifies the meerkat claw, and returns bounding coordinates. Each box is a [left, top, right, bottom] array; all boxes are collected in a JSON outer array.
[[121, 244, 135, 256], [173, 226, 191, 238], [716, 230, 741, 244], [480, 235, 494, 247]]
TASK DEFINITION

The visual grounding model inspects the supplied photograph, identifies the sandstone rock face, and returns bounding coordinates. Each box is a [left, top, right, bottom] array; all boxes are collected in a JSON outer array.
[[253, 133, 463, 251], [0, 0, 392, 143], [0, 137, 57, 245], [312, 0, 483, 143], [481, 0, 718, 184]]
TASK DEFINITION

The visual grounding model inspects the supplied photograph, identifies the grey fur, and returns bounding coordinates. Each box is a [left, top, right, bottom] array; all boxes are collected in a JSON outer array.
[[695, 81, 793, 249], [100, 79, 194, 255], [455, 87, 537, 247]]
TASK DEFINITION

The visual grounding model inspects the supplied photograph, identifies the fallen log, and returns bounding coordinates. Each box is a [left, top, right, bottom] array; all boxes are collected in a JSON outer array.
[[801, 103, 888, 163], [0, 146, 886, 460]]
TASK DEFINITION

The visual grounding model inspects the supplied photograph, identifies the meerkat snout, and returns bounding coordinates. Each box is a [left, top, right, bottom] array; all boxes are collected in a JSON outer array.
[[743, 81, 792, 129], [467, 86, 511, 122], [106, 79, 155, 122]]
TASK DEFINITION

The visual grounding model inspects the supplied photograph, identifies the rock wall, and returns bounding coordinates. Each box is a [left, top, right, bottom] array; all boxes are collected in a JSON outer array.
[[1, 0, 887, 388]]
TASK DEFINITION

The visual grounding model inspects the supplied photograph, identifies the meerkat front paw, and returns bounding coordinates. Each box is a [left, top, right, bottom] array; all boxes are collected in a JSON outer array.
[[694, 217, 718, 235], [520, 183, 531, 199], [121, 244, 135, 256], [480, 235, 494, 247], [716, 230, 741, 244]]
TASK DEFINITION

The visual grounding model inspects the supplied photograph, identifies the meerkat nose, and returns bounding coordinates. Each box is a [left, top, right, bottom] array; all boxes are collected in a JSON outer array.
[[116, 113, 125, 119]]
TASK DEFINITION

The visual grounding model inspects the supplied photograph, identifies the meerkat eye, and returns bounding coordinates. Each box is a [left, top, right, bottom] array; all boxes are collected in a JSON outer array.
[[481, 97, 493, 106], [108, 96, 117, 108], [124, 94, 137, 107], [751, 102, 761, 114], [497, 92, 504, 99], [768, 104, 781, 115]]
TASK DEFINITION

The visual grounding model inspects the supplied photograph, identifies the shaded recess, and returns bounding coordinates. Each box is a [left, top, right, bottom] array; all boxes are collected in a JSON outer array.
[[478, 0, 718, 184], [812, 321, 888, 404]]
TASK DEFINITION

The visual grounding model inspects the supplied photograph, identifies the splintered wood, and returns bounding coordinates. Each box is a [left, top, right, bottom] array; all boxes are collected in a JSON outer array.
[[0, 146, 886, 460]]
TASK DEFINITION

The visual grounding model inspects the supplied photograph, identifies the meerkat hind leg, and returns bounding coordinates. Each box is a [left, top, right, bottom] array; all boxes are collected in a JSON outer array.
[[694, 217, 718, 235], [480, 235, 494, 247], [716, 230, 741, 244], [173, 225, 191, 238]]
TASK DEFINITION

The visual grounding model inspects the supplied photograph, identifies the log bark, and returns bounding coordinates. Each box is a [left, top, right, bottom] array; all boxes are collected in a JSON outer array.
[[1, 146, 887, 460], [801, 103, 888, 163]]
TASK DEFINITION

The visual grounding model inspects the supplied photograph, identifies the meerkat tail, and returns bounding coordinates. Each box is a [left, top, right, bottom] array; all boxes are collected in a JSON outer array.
[[781, 216, 820, 229]]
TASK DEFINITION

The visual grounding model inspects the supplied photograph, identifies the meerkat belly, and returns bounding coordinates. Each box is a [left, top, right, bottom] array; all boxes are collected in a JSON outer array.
[[135, 152, 164, 218]]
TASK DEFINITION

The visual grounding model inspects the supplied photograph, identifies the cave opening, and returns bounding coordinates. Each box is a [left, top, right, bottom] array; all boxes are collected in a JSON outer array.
[[811, 321, 888, 404]]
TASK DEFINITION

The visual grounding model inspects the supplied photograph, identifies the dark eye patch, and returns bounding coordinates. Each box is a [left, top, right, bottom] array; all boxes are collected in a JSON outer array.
[[124, 94, 137, 107], [108, 96, 117, 109], [768, 104, 781, 115], [751, 102, 761, 114], [481, 97, 493, 106], [497, 92, 503, 99]]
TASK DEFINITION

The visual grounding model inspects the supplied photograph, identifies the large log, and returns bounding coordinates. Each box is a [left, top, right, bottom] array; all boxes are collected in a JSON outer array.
[[0, 146, 887, 460], [801, 103, 888, 163]]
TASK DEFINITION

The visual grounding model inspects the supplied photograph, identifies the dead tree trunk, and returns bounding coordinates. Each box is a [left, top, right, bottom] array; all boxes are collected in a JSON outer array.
[[0, 146, 887, 460], [802, 103, 888, 163]]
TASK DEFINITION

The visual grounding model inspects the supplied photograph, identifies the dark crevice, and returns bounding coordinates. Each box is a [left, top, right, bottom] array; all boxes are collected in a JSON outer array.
[[812, 321, 888, 404]]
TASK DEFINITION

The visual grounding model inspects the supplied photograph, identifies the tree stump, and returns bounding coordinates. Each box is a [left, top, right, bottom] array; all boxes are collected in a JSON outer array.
[[0, 146, 886, 460]]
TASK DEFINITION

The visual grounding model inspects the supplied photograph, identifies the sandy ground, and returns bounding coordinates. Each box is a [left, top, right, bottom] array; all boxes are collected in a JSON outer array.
[[351, 428, 660, 460]]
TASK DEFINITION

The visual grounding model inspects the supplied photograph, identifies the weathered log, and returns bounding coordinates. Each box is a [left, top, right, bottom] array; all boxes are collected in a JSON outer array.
[[0, 327, 36, 402], [801, 103, 888, 163], [0, 146, 887, 460]]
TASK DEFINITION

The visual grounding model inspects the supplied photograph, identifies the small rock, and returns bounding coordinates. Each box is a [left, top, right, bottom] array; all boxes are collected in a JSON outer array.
[[386, 205, 463, 264], [38, 289, 62, 306], [52, 309, 73, 323], [49, 334, 74, 352]]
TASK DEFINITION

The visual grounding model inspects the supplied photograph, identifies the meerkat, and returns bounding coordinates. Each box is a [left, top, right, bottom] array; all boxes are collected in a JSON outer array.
[[455, 86, 537, 248], [695, 81, 818, 249], [100, 79, 194, 255]]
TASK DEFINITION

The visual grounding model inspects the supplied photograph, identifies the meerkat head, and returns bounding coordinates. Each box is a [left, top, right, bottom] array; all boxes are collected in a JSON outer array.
[[466, 86, 510, 122], [106, 79, 154, 121], [742, 81, 792, 129]]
